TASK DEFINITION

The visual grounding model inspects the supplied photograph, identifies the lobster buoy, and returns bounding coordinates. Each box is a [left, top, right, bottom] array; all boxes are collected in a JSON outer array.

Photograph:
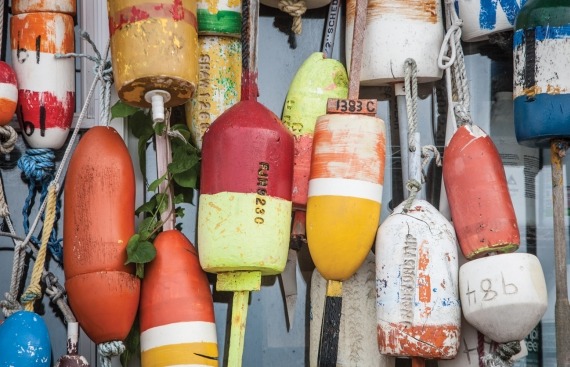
[[197, 0, 241, 36], [375, 199, 461, 359], [514, 0, 570, 147], [11, 0, 76, 15], [140, 230, 218, 366], [198, 100, 294, 275], [310, 252, 396, 367], [186, 36, 241, 150], [10, 11, 75, 149], [55, 322, 90, 367], [345, 0, 444, 86], [282, 52, 348, 208], [457, 0, 525, 42], [0, 310, 51, 366], [306, 114, 386, 281], [459, 253, 547, 343], [0, 62, 18, 126], [64, 126, 140, 344], [442, 124, 520, 259], [108, 0, 198, 117]]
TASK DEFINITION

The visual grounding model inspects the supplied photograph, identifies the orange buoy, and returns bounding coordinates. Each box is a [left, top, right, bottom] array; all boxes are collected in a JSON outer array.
[[10, 11, 75, 149], [108, 0, 198, 113], [0, 62, 18, 126], [442, 124, 520, 259], [11, 0, 76, 15], [140, 230, 218, 366], [63, 126, 140, 344]]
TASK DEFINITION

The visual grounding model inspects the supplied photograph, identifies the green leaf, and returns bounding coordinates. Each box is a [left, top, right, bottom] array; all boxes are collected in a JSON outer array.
[[173, 193, 185, 205], [148, 173, 168, 192], [175, 206, 185, 218], [155, 192, 170, 214], [120, 314, 141, 367], [136, 263, 145, 279], [125, 234, 156, 268], [129, 110, 154, 139], [154, 122, 166, 136], [137, 137, 149, 180], [173, 182, 196, 203], [138, 216, 159, 238], [111, 101, 140, 119], [173, 165, 199, 189], [135, 197, 157, 215], [170, 123, 192, 141]]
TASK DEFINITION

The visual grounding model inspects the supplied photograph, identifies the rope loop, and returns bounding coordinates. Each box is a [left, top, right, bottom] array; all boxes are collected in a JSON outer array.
[[99, 341, 126, 367], [404, 58, 418, 152], [0, 125, 17, 154], [278, 0, 306, 34], [421, 145, 442, 169], [403, 179, 422, 212], [0, 292, 22, 318]]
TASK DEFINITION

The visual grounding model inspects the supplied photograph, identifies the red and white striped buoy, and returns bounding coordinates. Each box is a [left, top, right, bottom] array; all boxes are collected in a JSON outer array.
[[10, 11, 75, 149], [0, 62, 18, 126]]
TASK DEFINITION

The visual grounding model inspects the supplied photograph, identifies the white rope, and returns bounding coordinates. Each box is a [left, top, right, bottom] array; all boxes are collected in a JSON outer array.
[[404, 58, 419, 153], [98, 341, 126, 367]]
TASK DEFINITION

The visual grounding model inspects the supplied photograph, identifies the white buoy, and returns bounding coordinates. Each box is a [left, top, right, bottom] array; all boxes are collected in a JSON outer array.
[[457, 0, 525, 42], [459, 252, 547, 343]]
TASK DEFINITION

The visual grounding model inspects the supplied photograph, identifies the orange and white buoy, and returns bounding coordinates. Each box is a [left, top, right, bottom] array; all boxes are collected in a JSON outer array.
[[10, 11, 75, 149], [140, 230, 218, 366], [0, 62, 18, 126], [345, 0, 444, 86]]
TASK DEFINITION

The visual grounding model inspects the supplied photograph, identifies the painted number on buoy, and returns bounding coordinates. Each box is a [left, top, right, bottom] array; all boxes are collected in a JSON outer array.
[[255, 162, 269, 224], [327, 98, 377, 115], [464, 273, 518, 305]]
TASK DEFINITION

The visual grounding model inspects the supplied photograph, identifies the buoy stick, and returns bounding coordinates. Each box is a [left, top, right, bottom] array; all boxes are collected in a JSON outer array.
[[321, 0, 340, 59], [550, 140, 570, 367], [412, 357, 425, 367], [241, 0, 259, 102], [217, 271, 261, 367], [317, 0, 372, 363]]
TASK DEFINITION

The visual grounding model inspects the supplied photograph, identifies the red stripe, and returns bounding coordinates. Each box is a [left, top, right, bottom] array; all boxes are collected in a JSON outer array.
[[109, 1, 197, 36], [17, 90, 74, 132]]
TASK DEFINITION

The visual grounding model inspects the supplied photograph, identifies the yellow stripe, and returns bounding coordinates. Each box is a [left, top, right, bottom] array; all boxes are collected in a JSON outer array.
[[141, 342, 218, 367]]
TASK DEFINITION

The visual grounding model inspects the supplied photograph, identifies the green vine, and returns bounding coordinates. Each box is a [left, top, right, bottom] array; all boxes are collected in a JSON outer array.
[[110, 101, 201, 279]]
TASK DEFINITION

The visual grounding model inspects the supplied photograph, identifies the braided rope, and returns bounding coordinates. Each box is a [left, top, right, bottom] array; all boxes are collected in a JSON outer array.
[[99, 341, 126, 367], [0, 125, 17, 154], [278, 0, 306, 34], [403, 59, 420, 211]]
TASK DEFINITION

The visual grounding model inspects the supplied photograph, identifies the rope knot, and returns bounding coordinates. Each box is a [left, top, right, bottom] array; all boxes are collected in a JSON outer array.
[[99, 341, 126, 367], [278, 0, 306, 34], [0, 125, 18, 154], [403, 179, 422, 212], [45, 273, 65, 303], [454, 103, 473, 126], [17, 149, 56, 185], [1, 292, 22, 318]]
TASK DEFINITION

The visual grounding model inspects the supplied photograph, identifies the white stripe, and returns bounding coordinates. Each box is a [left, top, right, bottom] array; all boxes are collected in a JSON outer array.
[[141, 321, 217, 351], [11, 51, 74, 98], [0, 83, 17, 101], [308, 177, 383, 203]]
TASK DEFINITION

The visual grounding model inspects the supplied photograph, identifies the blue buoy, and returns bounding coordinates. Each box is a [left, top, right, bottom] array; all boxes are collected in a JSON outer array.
[[0, 310, 51, 366]]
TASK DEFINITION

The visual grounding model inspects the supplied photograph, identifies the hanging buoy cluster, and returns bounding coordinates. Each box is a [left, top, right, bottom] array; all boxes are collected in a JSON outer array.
[[186, 0, 242, 150], [10, 0, 75, 149]]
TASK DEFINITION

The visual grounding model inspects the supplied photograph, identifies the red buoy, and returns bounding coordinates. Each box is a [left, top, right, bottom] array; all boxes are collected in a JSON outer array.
[[63, 126, 140, 344], [443, 124, 519, 259]]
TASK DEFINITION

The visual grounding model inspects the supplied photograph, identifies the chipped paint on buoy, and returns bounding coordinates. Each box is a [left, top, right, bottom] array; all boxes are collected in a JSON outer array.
[[197, 0, 241, 36], [375, 199, 460, 359], [457, 0, 525, 42], [12, 0, 76, 15]]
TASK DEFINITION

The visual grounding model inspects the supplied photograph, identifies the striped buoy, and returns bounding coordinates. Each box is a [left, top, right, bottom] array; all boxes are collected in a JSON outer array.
[[345, 0, 444, 86], [514, 0, 570, 147], [306, 114, 386, 281], [457, 0, 525, 42], [0, 62, 18, 126], [375, 199, 460, 359], [0, 311, 51, 366], [197, 0, 241, 36], [282, 52, 348, 208], [186, 36, 241, 150], [11, 0, 76, 15], [10, 11, 75, 149], [140, 230, 218, 366], [443, 124, 519, 259], [108, 0, 199, 109]]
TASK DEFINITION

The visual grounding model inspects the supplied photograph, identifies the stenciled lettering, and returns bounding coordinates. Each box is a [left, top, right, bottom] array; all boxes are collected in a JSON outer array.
[[400, 233, 417, 325], [254, 162, 269, 224]]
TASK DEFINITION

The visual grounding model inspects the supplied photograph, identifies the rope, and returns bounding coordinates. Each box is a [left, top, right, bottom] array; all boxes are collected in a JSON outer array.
[[402, 58, 420, 212], [20, 183, 57, 311], [421, 145, 442, 169], [0, 125, 17, 154], [18, 148, 63, 262], [278, 0, 306, 35], [438, 0, 473, 127], [98, 341, 126, 367], [482, 341, 521, 367]]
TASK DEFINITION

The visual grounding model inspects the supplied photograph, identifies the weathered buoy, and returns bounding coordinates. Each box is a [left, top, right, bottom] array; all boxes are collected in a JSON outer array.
[[108, 0, 198, 113], [459, 252, 547, 343], [10, 11, 75, 149], [306, 114, 386, 280], [197, 0, 241, 36], [140, 230, 218, 366], [54, 322, 90, 367], [0, 62, 18, 126], [310, 252, 396, 367], [345, 0, 444, 86], [64, 126, 140, 344], [457, 0, 525, 42], [0, 310, 51, 366], [186, 36, 241, 150], [443, 124, 519, 259], [282, 51, 348, 208], [375, 199, 460, 359], [514, 0, 570, 147]]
